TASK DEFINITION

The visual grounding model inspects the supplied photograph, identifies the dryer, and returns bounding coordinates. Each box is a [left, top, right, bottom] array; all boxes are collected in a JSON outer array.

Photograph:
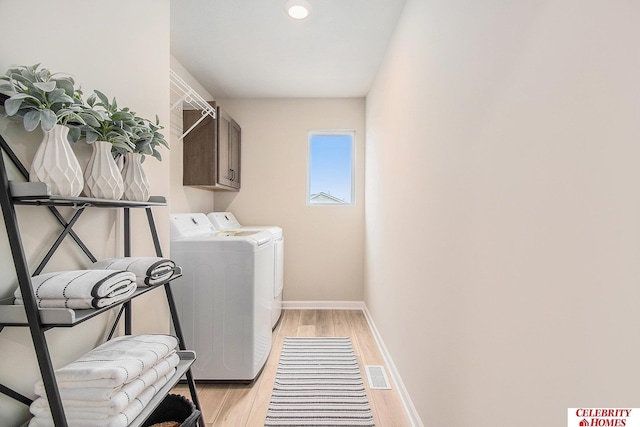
[[207, 212, 284, 328], [169, 213, 273, 381]]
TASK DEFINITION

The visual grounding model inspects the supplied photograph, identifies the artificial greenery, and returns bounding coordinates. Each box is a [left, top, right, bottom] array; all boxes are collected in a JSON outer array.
[[0, 64, 95, 142], [0, 63, 169, 160], [81, 90, 169, 161], [81, 90, 137, 154], [130, 114, 169, 162]]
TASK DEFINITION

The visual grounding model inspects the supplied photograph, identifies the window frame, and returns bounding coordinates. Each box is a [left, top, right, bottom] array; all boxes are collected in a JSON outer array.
[[306, 130, 356, 206]]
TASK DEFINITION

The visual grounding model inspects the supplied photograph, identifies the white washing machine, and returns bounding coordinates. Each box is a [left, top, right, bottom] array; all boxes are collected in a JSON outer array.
[[207, 212, 284, 328], [169, 213, 273, 382]]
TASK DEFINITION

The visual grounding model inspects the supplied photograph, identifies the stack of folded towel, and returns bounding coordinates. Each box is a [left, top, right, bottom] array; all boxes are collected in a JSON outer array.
[[28, 334, 180, 427], [14, 270, 136, 309], [91, 257, 178, 287]]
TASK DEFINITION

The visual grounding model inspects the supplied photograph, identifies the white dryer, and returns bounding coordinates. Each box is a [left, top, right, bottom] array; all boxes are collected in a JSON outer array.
[[207, 212, 284, 328], [169, 213, 273, 382]]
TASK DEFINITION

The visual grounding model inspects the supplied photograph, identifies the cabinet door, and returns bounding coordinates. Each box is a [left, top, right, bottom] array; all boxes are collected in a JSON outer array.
[[183, 104, 240, 191], [183, 102, 217, 187], [228, 118, 241, 189], [216, 107, 233, 188]]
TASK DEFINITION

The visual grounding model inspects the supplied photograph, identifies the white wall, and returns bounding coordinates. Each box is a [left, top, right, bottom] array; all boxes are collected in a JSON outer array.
[[214, 98, 366, 302], [365, 1, 640, 426], [0, 1, 170, 425]]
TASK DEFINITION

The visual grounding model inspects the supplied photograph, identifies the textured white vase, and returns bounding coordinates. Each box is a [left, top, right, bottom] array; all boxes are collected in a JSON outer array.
[[29, 124, 83, 197], [83, 140, 124, 200], [122, 152, 151, 202]]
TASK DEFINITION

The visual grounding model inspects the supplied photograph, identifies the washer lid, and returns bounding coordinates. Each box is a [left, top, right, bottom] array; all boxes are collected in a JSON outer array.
[[170, 213, 273, 247], [207, 212, 240, 230], [207, 212, 283, 238], [214, 230, 273, 246], [171, 230, 273, 249], [170, 213, 216, 239], [235, 225, 283, 239]]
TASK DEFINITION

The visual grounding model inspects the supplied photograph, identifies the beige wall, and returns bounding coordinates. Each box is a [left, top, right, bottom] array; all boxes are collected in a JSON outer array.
[[365, 0, 640, 426], [0, 1, 170, 425], [213, 98, 366, 302]]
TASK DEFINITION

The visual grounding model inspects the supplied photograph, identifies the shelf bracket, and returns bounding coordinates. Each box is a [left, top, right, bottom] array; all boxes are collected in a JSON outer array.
[[0, 383, 33, 407], [33, 207, 86, 276]]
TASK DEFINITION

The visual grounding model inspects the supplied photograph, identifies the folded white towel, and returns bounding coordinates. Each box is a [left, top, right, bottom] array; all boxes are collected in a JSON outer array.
[[28, 370, 174, 427], [14, 289, 136, 309], [33, 334, 178, 390], [91, 257, 177, 286], [33, 352, 180, 408], [14, 270, 136, 300], [30, 367, 177, 419]]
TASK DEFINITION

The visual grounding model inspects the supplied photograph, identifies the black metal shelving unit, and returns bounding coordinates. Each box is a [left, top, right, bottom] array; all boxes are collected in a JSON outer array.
[[0, 100, 205, 427]]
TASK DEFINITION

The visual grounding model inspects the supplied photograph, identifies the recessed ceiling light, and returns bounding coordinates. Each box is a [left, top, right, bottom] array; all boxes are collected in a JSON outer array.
[[285, 0, 312, 20]]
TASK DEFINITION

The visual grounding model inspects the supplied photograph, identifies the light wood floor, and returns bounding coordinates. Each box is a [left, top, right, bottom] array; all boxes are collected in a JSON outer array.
[[171, 309, 412, 427]]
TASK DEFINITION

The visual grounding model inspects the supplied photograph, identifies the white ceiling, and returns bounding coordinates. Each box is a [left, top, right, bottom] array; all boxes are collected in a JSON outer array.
[[170, 0, 407, 98]]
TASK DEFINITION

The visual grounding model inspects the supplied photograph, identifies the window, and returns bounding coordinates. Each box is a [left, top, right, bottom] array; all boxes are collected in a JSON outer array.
[[307, 131, 354, 205]]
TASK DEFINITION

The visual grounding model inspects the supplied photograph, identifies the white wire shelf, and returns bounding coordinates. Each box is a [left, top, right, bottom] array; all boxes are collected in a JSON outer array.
[[170, 69, 216, 141]]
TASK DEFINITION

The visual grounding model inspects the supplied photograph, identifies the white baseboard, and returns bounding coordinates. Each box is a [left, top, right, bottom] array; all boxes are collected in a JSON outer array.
[[282, 300, 424, 427], [282, 300, 365, 310], [361, 306, 424, 427]]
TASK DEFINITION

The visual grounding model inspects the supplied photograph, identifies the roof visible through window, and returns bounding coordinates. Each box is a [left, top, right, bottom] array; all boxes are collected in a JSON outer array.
[[308, 131, 354, 205]]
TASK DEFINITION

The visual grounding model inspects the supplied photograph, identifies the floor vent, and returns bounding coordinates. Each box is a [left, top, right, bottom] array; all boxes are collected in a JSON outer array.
[[365, 365, 391, 389]]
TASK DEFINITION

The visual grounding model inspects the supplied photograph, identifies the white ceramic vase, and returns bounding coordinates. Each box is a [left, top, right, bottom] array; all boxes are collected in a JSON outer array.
[[121, 152, 150, 202], [29, 124, 84, 197], [83, 140, 124, 200]]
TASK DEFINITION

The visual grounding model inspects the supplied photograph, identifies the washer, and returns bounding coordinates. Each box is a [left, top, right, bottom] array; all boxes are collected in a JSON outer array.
[[207, 211, 284, 328], [169, 213, 273, 382]]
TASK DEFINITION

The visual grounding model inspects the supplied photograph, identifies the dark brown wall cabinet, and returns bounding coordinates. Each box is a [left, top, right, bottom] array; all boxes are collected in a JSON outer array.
[[183, 102, 241, 191]]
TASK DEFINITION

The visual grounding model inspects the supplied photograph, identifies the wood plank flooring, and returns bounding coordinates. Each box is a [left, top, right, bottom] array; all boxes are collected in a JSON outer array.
[[171, 309, 412, 427]]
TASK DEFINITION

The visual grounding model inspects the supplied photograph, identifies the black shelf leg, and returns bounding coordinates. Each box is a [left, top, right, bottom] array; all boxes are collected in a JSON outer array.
[[144, 208, 205, 426], [124, 208, 131, 257], [124, 301, 132, 335], [107, 305, 126, 340], [164, 283, 205, 427], [0, 151, 68, 427], [145, 208, 163, 257], [123, 208, 133, 335]]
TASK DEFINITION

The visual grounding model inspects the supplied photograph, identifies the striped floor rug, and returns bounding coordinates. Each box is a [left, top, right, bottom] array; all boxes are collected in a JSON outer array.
[[264, 337, 376, 427]]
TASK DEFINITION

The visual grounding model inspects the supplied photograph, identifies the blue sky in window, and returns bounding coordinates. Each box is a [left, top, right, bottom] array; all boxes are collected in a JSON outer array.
[[309, 134, 353, 203]]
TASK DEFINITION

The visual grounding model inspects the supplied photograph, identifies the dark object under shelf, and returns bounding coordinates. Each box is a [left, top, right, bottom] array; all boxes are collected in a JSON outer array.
[[142, 394, 201, 427]]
